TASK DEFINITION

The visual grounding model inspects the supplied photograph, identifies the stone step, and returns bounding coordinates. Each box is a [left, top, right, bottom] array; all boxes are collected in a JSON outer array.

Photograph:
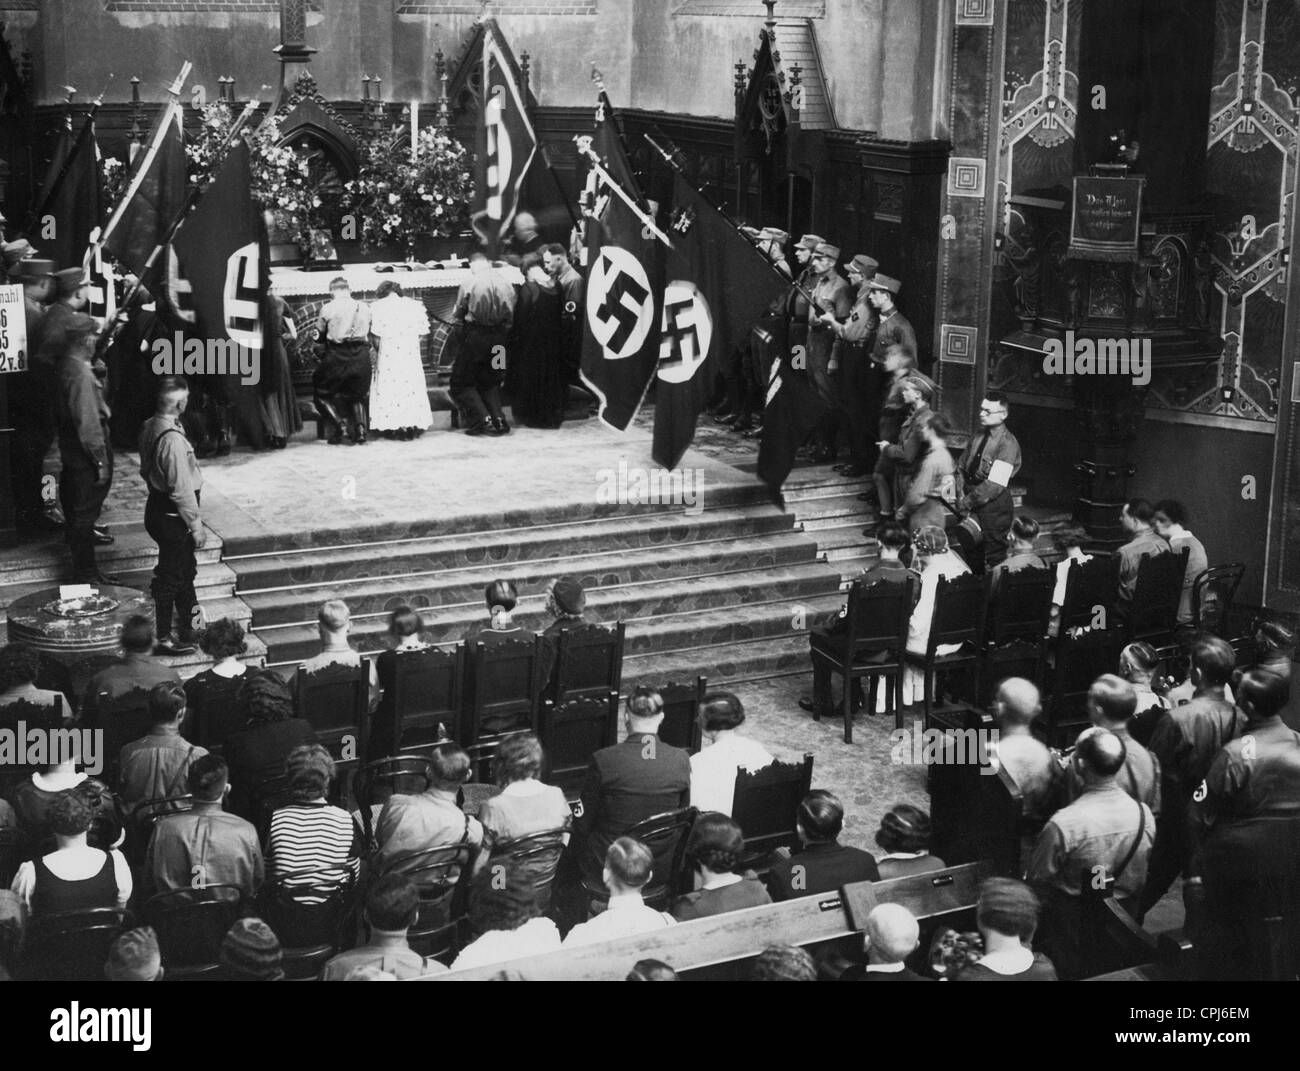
[[227, 506, 796, 591], [241, 531, 822, 627], [258, 570, 845, 668], [623, 633, 814, 689]]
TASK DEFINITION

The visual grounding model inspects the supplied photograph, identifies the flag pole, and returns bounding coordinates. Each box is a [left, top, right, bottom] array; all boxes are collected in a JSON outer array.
[[95, 85, 260, 361], [573, 136, 673, 248], [642, 132, 814, 304], [28, 97, 105, 234]]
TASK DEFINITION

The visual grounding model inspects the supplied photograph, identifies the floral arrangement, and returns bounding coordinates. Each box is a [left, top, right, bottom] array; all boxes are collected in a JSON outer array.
[[929, 927, 985, 978], [101, 155, 128, 210], [186, 101, 324, 252], [344, 125, 475, 255]]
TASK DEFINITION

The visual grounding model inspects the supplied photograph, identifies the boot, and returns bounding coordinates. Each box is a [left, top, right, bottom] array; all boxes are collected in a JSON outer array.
[[69, 532, 121, 586], [350, 402, 369, 445], [316, 396, 346, 445]]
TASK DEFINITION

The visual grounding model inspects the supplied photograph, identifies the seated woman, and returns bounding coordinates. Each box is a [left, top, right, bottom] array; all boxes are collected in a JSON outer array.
[[1121, 641, 1172, 748], [898, 414, 957, 533], [10, 791, 132, 917], [902, 526, 972, 706], [873, 803, 946, 880], [464, 580, 526, 646], [9, 758, 89, 850], [952, 877, 1058, 981], [0, 643, 70, 797], [689, 692, 773, 816], [265, 744, 363, 894], [671, 812, 771, 921], [182, 619, 251, 752], [475, 732, 571, 870], [223, 671, 317, 825], [1047, 524, 1093, 638], [368, 605, 430, 760], [988, 515, 1049, 599], [451, 861, 561, 970]]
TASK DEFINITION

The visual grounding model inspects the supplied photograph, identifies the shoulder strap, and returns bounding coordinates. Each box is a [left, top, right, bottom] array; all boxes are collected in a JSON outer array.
[[1111, 797, 1147, 885], [164, 746, 196, 798]]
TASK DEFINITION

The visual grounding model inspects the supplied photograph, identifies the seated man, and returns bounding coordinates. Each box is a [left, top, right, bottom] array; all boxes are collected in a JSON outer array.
[[689, 692, 773, 816], [373, 742, 484, 887], [118, 681, 208, 817], [767, 790, 879, 900], [105, 926, 164, 982], [988, 515, 1048, 599], [576, 689, 690, 880], [1152, 499, 1208, 630], [952, 877, 1058, 981], [319, 874, 449, 979], [143, 753, 263, 897], [562, 838, 675, 947], [80, 615, 180, 728], [672, 813, 771, 921], [1116, 498, 1170, 609], [1027, 729, 1154, 979], [290, 599, 379, 707], [841, 903, 928, 981], [800, 520, 916, 717]]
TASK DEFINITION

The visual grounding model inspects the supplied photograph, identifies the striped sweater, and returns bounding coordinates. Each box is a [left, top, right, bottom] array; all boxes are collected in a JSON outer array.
[[266, 802, 362, 899]]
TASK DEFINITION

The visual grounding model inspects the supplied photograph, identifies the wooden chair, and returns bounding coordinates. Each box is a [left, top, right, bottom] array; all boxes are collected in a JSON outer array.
[[20, 907, 130, 981], [979, 566, 1054, 705], [375, 843, 476, 960], [809, 575, 917, 740], [1124, 547, 1190, 648], [462, 637, 542, 779], [354, 755, 432, 849], [0, 827, 27, 887], [552, 622, 626, 706], [295, 660, 371, 764], [143, 884, 245, 968], [656, 677, 706, 755], [580, 806, 698, 914], [368, 644, 463, 760], [1079, 874, 1191, 980], [1058, 554, 1120, 634], [929, 709, 1026, 877], [540, 694, 619, 797], [1043, 629, 1126, 747], [1192, 562, 1246, 638], [127, 794, 194, 867], [731, 754, 815, 866], [487, 828, 569, 915], [260, 864, 359, 972], [905, 572, 986, 731]]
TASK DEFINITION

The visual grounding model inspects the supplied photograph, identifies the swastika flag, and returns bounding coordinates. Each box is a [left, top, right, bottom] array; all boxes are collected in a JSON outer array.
[[651, 172, 787, 470]]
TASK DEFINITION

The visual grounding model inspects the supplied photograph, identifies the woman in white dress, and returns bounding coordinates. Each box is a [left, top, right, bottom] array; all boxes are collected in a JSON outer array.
[[903, 525, 972, 706], [368, 280, 433, 439]]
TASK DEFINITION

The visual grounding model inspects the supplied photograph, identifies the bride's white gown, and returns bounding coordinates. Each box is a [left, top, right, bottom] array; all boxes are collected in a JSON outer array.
[[368, 294, 434, 431]]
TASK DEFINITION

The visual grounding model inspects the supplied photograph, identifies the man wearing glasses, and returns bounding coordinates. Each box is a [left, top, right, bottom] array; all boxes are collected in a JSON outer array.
[[955, 391, 1022, 572]]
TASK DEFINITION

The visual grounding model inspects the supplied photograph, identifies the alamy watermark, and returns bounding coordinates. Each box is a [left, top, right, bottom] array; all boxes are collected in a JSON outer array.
[[890, 721, 999, 774], [596, 459, 705, 516], [1042, 330, 1151, 386], [0, 724, 103, 777], [151, 331, 261, 386]]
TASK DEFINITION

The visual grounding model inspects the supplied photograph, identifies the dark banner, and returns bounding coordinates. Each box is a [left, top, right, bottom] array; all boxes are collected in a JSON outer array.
[[1069, 174, 1144, 262]]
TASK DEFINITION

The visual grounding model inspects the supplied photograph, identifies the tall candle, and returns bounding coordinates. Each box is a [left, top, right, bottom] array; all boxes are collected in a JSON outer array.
[[411, 100, 419, 162]]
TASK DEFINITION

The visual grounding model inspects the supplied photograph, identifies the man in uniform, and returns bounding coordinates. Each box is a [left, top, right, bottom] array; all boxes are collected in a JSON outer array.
[[737, 227, 792, 438], [955, 391, 1022, 573], [7, 257, 60, 535], [47, 269, 115, 583], [139, 376, 207, 656], [452, 252, 516, 436], [313, 276, 372, 445], [820, 254, 879, 477], [805, 242, 853, 464]]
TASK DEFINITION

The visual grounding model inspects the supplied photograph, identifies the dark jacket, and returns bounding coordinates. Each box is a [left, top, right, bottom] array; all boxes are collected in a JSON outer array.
[[223, 718, 318, 824], [577, 732, 690, 871], [766, 840, 881, 900]]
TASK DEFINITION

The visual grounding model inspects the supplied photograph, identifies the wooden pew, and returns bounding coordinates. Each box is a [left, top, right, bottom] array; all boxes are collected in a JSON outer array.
[[424, 861, 993, 981]]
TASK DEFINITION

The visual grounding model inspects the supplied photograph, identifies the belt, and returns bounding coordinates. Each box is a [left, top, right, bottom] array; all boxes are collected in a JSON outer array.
[[464, 320, 508, 330], [335, 337, 369, 343]]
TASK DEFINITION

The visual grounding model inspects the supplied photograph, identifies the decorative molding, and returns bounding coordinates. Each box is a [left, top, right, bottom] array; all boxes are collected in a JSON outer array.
[[398, 2, 596, 12], [105, 1, 320, 11], [674, 0, 823, 16], [946, 156, 985, 199], [940, 323, 978, 365], [955, 0, 994, 28]]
